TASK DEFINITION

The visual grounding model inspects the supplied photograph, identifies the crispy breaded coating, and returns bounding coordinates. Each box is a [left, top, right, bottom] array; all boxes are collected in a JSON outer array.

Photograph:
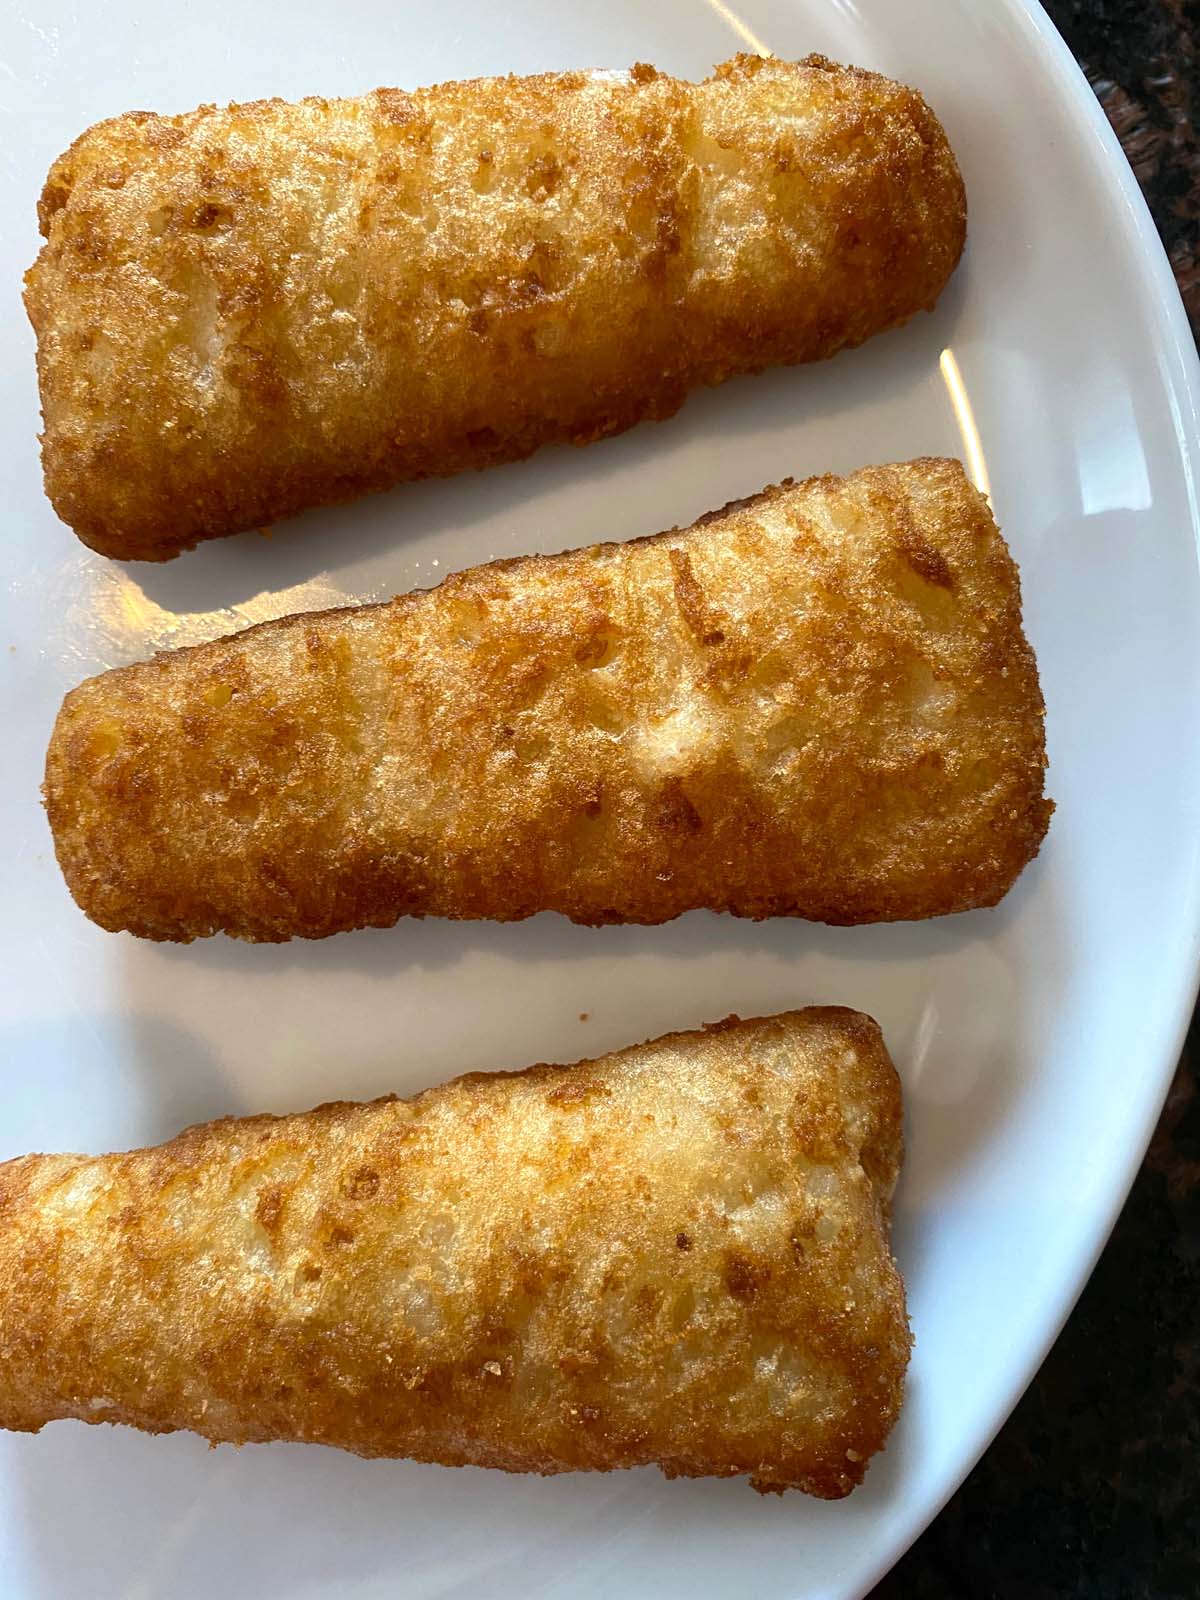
[[44, 459, 1051, 942], [0, 1009, 908, 1496], [25, 54, 965, 560]]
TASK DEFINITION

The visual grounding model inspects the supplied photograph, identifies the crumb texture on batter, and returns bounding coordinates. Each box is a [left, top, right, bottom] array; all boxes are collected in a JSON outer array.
[[44, 458, 1051, 942], [25, 54, 966, 558], [0, 1009, 909, 1497]]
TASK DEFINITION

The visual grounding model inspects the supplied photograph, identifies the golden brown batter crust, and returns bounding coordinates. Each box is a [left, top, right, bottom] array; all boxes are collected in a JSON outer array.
[[0, 1009, 908, 1497], [25, 54, 966, 559], [44, 459, 1051, 942]]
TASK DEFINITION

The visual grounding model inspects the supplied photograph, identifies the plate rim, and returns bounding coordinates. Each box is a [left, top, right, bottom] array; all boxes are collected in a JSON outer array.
[[854, 0, 1200, 1589]]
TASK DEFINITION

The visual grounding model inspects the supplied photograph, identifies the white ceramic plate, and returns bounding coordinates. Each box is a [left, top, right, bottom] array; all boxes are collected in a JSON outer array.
[[2, 2, 1198, 1595]]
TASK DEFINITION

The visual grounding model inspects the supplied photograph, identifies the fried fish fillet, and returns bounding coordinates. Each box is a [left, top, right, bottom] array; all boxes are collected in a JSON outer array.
[[25, 54, 965, 560], [0, 1009, 908, 1496], [44, 458, 1051, 942]]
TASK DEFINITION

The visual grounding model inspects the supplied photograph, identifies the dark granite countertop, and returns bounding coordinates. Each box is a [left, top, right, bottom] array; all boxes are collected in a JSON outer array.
[[875, 4, 1200, 1596]]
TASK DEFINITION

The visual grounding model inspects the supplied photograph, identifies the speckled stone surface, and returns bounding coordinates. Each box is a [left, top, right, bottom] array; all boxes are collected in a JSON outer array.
[[874, 5, 1200, 1596]]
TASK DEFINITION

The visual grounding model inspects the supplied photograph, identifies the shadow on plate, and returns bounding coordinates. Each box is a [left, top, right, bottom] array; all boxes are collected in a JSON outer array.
[[135, 881, 1003, 982], [890, 845, 1066, 1205], [12, 1420, 830, 1600], [0, 1011, 241, 1156]]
